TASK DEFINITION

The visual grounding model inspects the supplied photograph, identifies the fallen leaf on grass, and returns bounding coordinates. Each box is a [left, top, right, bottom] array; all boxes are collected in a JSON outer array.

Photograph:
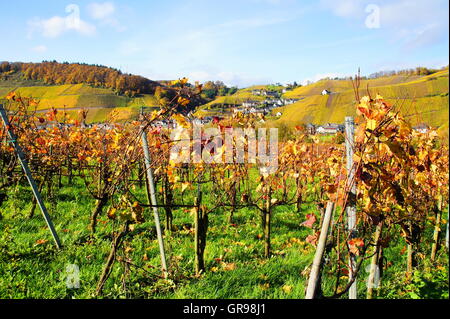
[[35, 239, 48, 245], [259, 283, 270, 290], [301, 214, 316, 228], [221, 262, 236, 271], [282, 285, 293, 294], [305, 233, 318, 247]]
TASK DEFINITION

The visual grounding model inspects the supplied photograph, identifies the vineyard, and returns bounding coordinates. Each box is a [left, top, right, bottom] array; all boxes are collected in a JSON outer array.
[[0, 79, 448, 299]]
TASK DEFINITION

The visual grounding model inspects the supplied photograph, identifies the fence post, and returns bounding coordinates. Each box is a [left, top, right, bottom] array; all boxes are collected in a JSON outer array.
[[141, 128, 168, 278], [0, 104, 61, 249], [367, 221, 383, 299], [345, 116, 357, 299], [431, 196, 443, 261], [305, 202, 335, 299], [446, 205, 449, 251]]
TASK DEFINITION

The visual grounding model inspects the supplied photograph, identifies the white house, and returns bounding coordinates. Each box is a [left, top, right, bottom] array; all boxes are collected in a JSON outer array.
[[413, 124, 430, 133], [263, 91, 279, 97], [276, 112, 282, 117], [283, 98, 299, 105], [316, 123, 343, 134], [242, 100, 261, 108], [321, 89, 331, 95]]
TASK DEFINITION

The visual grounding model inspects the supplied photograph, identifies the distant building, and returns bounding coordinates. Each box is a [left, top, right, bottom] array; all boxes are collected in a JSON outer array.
[[242, 100, 261, 108], [305, 123, 316, 135], [321, 89, 332, 95], [264, 91, 279, 98], [413, 123, 430, 133], [283, 98, 299, 105], [316, 123, 343, 134], [276, 112, 282, 117]]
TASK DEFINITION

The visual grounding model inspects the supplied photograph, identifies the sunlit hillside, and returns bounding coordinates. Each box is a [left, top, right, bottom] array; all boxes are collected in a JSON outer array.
[[197, 69, 449, 131]]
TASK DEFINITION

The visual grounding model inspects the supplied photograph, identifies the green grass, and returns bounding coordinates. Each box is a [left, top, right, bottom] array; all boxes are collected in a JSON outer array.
[[1, 174, 447, 299]]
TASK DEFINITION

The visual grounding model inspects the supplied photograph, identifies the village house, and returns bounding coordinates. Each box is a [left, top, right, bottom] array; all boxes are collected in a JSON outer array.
[[305, 123, 316, 135], [263, 91, 279, 98], [264, 98, 283, 107], [316, 123, 343, 134], [412, 123, 430, 133], [242, 100, 261, 108], [321, 89, 331, 95], [282, 98, 299, 105]]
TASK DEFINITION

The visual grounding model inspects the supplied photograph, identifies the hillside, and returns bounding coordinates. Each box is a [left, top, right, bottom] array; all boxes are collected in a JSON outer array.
[[0, 68, 161, 123], [1, 62, 448, 129], [276, 69, 448, 128], [196, 70, 449, 132]]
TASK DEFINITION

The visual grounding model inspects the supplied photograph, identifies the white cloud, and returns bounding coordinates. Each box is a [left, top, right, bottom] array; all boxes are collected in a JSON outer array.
[[320, 0, 366, 18], [320, 0, 448, 50], [87, 2, 125, 31], [28, 15, 96, 38], [87, 2, 115, 20], [218, 17, 291, 29], [31, 45, 48, 53]]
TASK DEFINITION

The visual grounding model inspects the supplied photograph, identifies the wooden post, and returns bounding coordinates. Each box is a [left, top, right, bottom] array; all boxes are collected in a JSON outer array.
[[305, 202, 335, 299], [194, 184, 204, 275], [367, 221, 383, 299], [345, 116, 357, 299], [431, 197, 443, 261], [0, 104, 61, 249], [407, 242, 414, 274], [446, 205, 449, 251], [141, 128, 168, 277]]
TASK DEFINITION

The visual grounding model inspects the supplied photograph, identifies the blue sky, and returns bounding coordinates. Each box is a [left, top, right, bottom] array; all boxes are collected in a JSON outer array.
[[1, 0, 448, 87]]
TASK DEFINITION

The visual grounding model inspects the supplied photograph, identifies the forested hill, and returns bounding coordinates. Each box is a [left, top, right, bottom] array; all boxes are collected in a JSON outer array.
[[0, 61, 159, 97]]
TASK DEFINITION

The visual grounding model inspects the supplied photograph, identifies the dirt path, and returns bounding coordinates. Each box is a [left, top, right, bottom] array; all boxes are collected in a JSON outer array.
[[325, 93, 334, 108]]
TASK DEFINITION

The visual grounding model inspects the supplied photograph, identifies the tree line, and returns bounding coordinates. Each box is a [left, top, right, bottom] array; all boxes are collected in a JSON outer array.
[[0, 61, 159, 97]]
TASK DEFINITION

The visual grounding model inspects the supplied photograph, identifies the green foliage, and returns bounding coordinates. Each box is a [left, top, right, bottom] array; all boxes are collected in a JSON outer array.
[[382, 267, 449, 299], [203, 89, 217, 99]]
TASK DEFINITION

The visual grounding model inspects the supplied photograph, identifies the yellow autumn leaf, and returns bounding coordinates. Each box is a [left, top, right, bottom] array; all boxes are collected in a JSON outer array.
[[366, 119, 377, 131], [282, 285, 293, 294], [177, 96, 190, 106], [181, 182, 190, 192], [172, 114, 190, 128], [211, 267, 219, 272]]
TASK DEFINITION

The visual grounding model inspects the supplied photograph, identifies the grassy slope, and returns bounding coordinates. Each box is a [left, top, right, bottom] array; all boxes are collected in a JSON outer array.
[[0, 75, 160, 123], [277, 70, 449, 128], [197, 71, 449, 131], [0, 173, 447, 298]]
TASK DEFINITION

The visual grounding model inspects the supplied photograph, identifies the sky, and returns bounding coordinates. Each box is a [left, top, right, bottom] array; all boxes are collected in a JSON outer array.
[[0, 0, 448, 87]]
